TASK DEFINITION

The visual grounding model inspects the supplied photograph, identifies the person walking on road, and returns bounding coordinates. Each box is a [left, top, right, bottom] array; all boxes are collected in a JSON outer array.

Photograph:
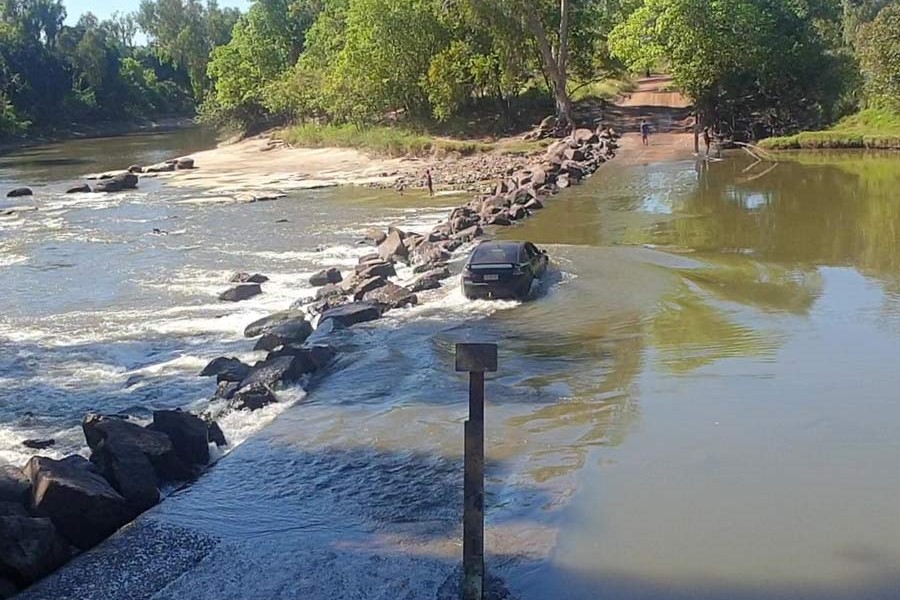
[[640, 119, 651, 146]]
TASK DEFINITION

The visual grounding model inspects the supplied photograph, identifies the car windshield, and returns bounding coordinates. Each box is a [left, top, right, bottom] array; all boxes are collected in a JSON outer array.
[[470, 243, 522, 265]]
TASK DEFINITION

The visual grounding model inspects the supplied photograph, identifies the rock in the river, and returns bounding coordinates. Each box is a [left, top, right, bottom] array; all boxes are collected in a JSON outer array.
[[377, 228, 408, 263], [207, 421, 227, 447], [315, 283, 345, 302], [364, 229, 387, 245], [88, 433, 160, 515], [219, 283, 262, 302], [199, 357, 251, 383], [82, 414, 191, 482], [231, 384, 278, 411], [411, 242, 451, 266], [454, 225, 483, 243], [351, 276, 388, 301], [0, 466, 30, 504], [355, 261, 396, 279], [524, 198, 544, 210], [309, 268, 342, 287], [253, 316, 314, 351], [93, 172, 137, 193], [319, 302, 383, 328], [213, 381, 239, 401], [144, 162, 175, 173], [410, 266, 452, 293], [572, 128, 599, 145], [24, 455, 131, 549], [127, 165, 143, 174], [149, 410, 209, 467], [363, 282, 418, 310], [6, 188, 32, 198], [22, 439, 54, 450], [244, 310, 312, 339], [230, 272, 269, 284], [65, 184, 91, 194], [239, 355, 310, 389], [176, 157, 195, 170], [0, 515, 69, 586]]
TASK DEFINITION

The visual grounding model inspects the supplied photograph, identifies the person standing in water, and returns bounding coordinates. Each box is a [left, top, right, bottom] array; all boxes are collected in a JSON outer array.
[[702, 126, 712, 157], [425, 168, 434, 196], [640, 119, 650, 146]]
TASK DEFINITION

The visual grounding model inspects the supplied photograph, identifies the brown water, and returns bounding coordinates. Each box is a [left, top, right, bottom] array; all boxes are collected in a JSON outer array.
[[6, 134, 900, 599]]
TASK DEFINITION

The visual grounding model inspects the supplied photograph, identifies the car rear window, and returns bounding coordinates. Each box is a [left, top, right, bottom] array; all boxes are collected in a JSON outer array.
[[470, 243, 521, 264]]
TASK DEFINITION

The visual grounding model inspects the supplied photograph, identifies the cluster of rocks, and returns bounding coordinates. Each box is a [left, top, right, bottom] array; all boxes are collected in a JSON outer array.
[[4, 156, 196, 199], [0, 410, 224, 597], [218, 271, 269, 302], [386, 151, 543, 193]]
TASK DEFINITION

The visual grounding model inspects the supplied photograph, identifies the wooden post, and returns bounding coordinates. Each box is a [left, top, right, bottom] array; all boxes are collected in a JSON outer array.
[[456, 343, 498, 600]]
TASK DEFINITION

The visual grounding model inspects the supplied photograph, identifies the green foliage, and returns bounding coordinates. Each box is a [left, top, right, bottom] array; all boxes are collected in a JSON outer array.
[[609, 0, 850, 134], [278, 122, 548, 156], [137, 0, 240, 100], [759, 108, 900, 148], [856, 2, 900, 111]]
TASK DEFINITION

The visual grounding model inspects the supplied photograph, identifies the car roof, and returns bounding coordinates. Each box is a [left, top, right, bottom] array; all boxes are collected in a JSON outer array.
[[469, 241, 529, 264]]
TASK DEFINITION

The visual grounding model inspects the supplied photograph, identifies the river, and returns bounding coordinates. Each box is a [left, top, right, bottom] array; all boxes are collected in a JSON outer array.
[[3, 131, 900, 599]]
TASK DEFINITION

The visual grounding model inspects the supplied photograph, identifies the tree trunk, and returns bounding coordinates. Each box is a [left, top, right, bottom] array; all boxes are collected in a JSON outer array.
[[525, 1, 573, 129]]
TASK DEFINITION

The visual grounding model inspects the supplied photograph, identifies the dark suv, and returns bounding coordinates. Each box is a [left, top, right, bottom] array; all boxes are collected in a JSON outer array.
[[461, 241, 549, 300]]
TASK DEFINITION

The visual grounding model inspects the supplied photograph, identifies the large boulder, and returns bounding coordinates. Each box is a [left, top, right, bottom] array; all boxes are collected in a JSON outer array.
[[231, 385, 277, 411], [6, 188, 32, 198], [65, 183, 91, 194], [127, 165, 143, 174], [315, 283, 345, 302], [176, 157, 195, 170], [454, 225, 483, 243], [199, 357, 251, 383], [82, 414, 191, 482], [364, 229, 387, 245], [0, 515, 69, 586], [412, 242, 451, 266], [230, 272, 269, 284], [363, 283, 418, 310], [252, 319, 314, 352], [244, 310, 309, 338], [0, 466, 30, 505], [219, 284, 262, 302], [309, 268, 342, 287], [377, 228, 408, 263], [94, 172, 138, 193], [88, 435, 160, 515], [149, 410, 210, 467], [319, 302, 383, 328], [24, 456, 131, 549], [266, 344, 337, 376], [240, 355, 310, 389], [351, 276, 388, 301], [355, 261, 396, 279]]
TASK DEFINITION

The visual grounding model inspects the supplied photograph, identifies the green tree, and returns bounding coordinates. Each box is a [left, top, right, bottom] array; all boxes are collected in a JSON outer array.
[[856, 2, 900, 110], [609, 0, 849, 134]]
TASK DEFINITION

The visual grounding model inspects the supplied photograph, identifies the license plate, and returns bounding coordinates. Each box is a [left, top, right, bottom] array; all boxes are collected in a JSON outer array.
[[483, 274, 499, 281]]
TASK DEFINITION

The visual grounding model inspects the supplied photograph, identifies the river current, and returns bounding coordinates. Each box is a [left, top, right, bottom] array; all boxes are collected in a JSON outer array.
[[3, 131, 900, 599]]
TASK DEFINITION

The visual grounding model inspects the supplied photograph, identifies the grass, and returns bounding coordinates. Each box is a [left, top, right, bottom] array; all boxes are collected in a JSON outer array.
[[569, 77, 637, 103], [759, 108, 900, 150], [277, 123, 549, 157]]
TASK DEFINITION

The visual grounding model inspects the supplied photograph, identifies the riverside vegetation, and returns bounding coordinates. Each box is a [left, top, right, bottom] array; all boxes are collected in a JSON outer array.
[[3, 0, 899, 148]]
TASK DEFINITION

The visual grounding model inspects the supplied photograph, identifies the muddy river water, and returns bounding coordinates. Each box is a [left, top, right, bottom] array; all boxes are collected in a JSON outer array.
[[2, 131, 900, 599]]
